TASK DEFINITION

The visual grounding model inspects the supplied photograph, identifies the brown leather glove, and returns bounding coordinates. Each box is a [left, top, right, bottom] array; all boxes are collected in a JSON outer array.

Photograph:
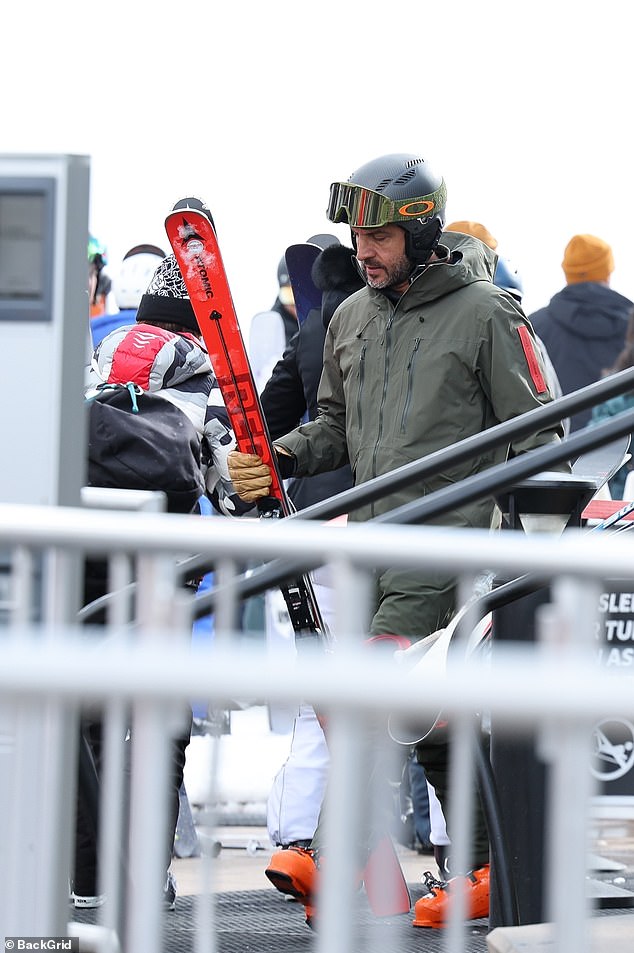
[[227, 451, 273, 501]]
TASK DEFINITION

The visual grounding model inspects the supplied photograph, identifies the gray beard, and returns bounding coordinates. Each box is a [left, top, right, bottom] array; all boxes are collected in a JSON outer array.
[[363, 254, 413, 290]]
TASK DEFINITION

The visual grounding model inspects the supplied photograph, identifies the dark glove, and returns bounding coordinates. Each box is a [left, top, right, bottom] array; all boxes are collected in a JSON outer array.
[[274, 445, 297, 479]]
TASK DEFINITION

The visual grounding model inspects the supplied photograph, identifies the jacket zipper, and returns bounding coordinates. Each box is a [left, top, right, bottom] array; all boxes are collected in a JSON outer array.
[[357, 342, 367, 430], [401, 337, 421, 432]]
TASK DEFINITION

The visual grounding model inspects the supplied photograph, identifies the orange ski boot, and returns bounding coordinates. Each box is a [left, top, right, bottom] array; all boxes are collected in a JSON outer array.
[[265, 846, 369, 931], [412, 864, 489, 928], [265, 845, 318, 900]]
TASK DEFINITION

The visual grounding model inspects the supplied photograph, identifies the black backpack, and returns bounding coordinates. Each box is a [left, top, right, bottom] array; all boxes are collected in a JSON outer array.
[[86, 383, 205, 514]]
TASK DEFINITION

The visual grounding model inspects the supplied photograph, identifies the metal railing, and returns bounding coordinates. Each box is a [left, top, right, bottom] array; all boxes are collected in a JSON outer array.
[[191, 370, 634, 615], [1, 501, 634, 953]]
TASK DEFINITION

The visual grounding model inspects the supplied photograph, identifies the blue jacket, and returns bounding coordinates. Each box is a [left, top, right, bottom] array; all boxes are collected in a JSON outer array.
[[528, 283, 632, 431], [90, 308, 136, 348]]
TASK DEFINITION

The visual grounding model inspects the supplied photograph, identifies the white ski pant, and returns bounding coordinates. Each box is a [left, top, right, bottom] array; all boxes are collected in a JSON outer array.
[[265, 574, 448, 848]]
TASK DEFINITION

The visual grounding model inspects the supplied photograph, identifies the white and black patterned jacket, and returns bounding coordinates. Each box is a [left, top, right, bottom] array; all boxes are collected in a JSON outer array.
[[86, 322, 254, 517]]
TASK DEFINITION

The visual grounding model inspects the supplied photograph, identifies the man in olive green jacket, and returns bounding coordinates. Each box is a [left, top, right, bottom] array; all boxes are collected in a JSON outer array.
[[230, 218, 562, 639], [228, 152, 565, 929]]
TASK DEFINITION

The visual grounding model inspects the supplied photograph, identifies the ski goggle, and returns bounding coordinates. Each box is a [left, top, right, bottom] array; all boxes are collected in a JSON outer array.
[[326, 180, 447, 228]]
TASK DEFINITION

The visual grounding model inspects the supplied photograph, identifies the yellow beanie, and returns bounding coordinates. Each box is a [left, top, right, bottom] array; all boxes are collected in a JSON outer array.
[[445, 220, 498, 250], [562, 234, 614, 284]]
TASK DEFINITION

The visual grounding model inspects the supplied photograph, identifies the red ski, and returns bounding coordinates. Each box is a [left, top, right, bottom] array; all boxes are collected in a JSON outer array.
[[165, 199, 328, 644]]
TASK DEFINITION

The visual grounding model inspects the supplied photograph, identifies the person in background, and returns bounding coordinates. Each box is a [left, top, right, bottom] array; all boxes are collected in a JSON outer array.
[[87, 234, 115, 319], [90, 243, 167, 347], [588, 306, 634, 499], [444, 220, 497, 253], [75, 255, 252, 912], [228, 152, 565, 930], [527, 234, 632, 431], [261, 240, 362, 848], [248, 254, 297, 392], [247, 235, 339, 392], [260, 241, 359, 510]]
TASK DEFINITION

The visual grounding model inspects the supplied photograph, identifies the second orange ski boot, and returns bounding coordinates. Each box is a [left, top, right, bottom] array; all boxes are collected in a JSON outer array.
[[412, 864, 490, 928]]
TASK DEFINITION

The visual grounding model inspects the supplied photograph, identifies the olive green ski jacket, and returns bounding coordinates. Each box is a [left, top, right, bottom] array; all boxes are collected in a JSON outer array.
[[276, 231, 564, 528]]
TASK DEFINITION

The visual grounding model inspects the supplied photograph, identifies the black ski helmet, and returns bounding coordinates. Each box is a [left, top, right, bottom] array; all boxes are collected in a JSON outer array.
[[326, 153, 447, 265]]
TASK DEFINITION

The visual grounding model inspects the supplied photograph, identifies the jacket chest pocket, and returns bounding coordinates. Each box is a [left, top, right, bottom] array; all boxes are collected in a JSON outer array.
[[341, 332, 383, 423]]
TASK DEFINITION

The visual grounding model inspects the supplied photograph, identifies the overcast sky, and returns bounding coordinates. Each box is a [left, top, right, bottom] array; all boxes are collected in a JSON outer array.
[[4, 1, 633, 333]]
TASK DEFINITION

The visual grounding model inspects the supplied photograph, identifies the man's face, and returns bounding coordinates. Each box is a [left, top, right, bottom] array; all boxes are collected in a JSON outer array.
[[352, 223, 411, 292]]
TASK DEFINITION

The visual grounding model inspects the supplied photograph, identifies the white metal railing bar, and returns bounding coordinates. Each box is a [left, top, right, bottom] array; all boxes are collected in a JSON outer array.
[[1, 501, 634, 582], [0, 636, 631, 726], [1, 503, 634, 953]]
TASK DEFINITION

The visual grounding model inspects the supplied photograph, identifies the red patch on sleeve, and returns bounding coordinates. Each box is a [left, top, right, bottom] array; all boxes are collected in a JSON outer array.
[[517, 326, 548, 394]]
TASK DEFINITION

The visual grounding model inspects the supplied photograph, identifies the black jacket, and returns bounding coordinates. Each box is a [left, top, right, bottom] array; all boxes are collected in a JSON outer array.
[[260, 245, 363, 511]]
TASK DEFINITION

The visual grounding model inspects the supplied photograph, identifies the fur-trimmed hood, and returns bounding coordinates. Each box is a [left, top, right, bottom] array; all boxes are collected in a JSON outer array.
[[311, 244, 364, 328], [311, 244, 361, 292]]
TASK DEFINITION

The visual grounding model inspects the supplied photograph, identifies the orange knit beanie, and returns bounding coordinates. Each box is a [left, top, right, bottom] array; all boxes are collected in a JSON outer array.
[[445, 221, 498, 250], [562, 234, 614, 284]]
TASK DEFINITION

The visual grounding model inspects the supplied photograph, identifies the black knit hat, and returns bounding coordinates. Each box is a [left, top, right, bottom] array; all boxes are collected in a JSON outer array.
[[135, 254, 199, 333]]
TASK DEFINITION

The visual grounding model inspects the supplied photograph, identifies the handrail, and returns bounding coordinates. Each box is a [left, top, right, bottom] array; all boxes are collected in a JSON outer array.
[[279, 366, 634, 525], [193, 407, 634, 617], [177, 367, 633, 583], [178, 367, 634, 592]]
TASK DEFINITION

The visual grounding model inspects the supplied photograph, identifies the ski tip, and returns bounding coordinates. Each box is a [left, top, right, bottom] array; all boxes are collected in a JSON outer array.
[[171, 197, 215, 228]]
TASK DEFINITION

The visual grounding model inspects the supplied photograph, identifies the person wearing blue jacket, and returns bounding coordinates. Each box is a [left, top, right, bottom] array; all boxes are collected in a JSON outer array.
[[89, 243, 167, 348], [528, 234, 632, 431]]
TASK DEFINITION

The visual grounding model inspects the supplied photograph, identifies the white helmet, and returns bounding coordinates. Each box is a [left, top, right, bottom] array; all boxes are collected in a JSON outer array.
[[112, 244, 166, 310]]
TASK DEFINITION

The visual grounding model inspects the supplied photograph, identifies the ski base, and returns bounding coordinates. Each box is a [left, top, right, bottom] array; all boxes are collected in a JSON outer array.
[[363, 834, 411, 916]]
